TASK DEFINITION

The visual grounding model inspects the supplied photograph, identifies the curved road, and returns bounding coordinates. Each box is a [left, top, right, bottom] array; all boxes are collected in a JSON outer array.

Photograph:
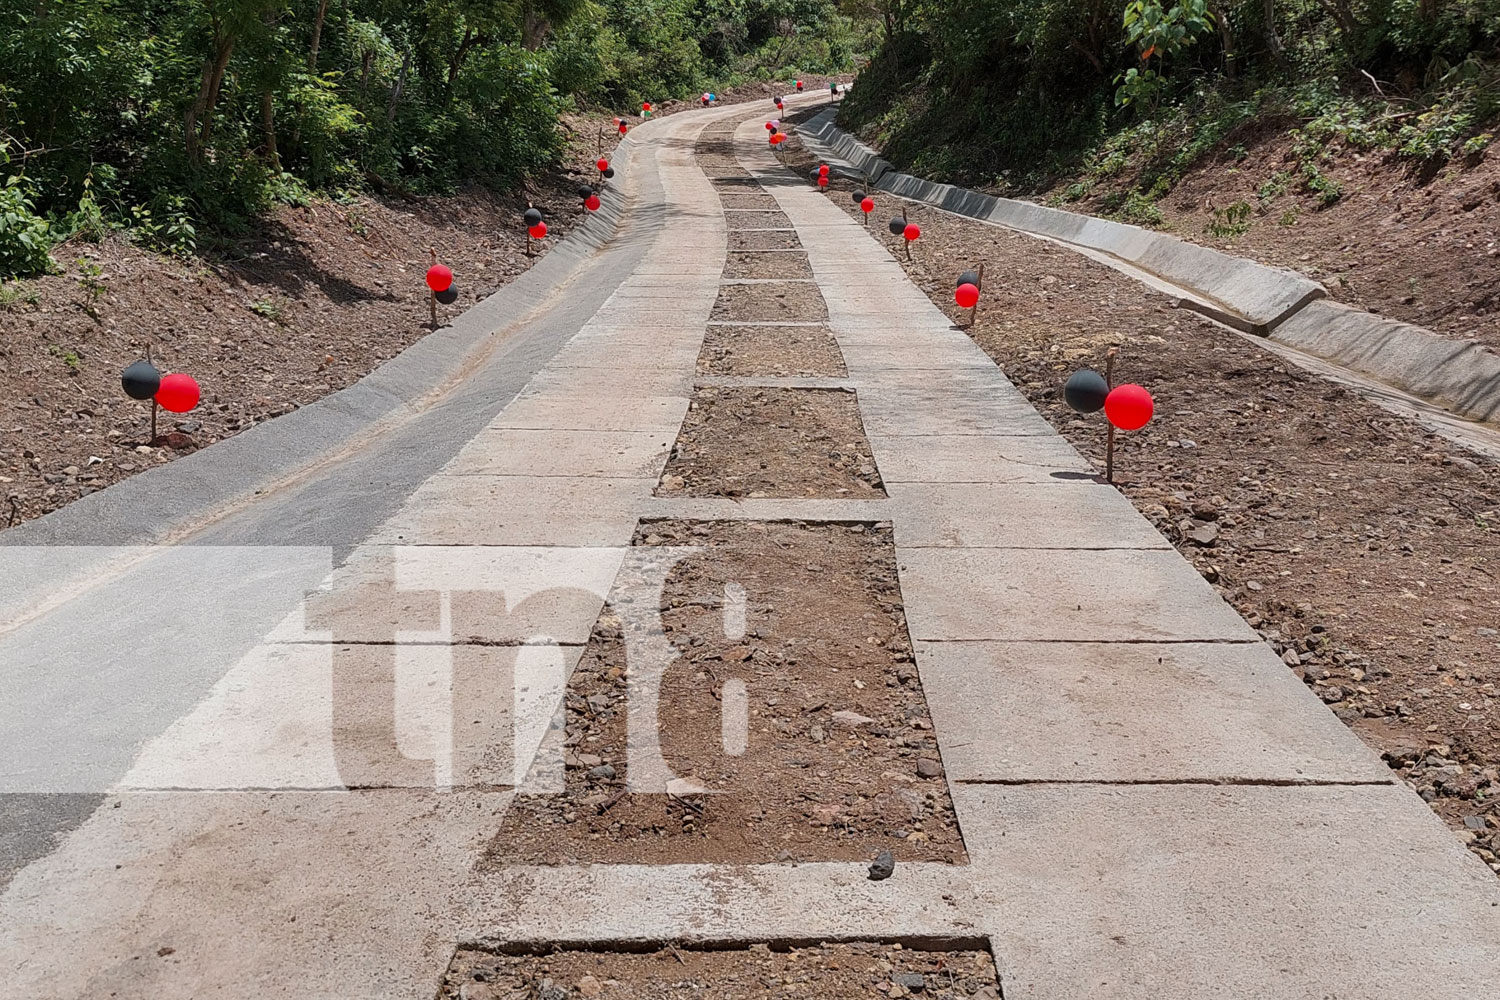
[[2, 95, 1498, 999]]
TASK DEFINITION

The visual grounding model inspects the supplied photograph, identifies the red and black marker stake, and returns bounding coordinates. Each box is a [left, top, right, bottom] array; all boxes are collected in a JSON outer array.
[[425, 249, 457, 326], [1064, 349, 1155, 483], [955, 265, 984, 327]]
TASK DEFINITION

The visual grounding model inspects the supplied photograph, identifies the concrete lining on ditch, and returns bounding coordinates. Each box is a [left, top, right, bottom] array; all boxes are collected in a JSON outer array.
[[795, 107, 1500, 430], [795, 108, 1323, 336]]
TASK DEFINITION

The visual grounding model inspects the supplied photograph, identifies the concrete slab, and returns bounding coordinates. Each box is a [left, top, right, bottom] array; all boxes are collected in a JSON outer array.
[[267, 543, 625, 645], [888, 482, 1169, 549], [445, 429, 675, 479], [955, 783, 1500, 1000], [919, 640, 1388, 782], [460, 862, 981, 948], [842, 342, 997, 371], [0, 790, 510, 999], [520, 365, 695, 396], [547, 341, 702, 371], [119, 641, 582, 791], [858, 387, 1060, 437], [870, 434, 1094, 483], [487, 394, 689, 432], [370, 476, 653, 546], [898, 547, 1257, 642]]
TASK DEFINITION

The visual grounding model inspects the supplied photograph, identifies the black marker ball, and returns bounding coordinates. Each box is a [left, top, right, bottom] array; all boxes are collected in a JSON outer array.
[[888, 218, 906, 236], [603, 167, 615, 179], [957, 270, 981, 288], [1064, 369, 1110, 414], [435, 285, 460, 305], [577, 185, 594, 200], [121, 360, 161, 401], [523, 208, 543, 227]]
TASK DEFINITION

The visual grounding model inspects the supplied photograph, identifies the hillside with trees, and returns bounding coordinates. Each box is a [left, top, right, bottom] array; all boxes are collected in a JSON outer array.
[[0, 0, 869, 279]]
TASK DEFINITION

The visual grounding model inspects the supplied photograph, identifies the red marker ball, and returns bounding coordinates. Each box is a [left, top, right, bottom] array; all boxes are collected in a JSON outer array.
[[596, 158, 609, 172], [956, 283, 980, 309], [861, 197, 874, 213], [585, 194, 601, 211], [529, 222, 548, 240], [425, 264, 453, 292], [818, 164, 829, 176], [1104, 384, 1155, 431], [155, 373, 200, 414], [904, 224, 921, 242], [817, 176, 828, 188]]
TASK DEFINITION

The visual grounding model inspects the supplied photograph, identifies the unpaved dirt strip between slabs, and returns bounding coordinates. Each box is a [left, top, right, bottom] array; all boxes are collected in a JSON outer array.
[[1, 94, 1499, 1000]]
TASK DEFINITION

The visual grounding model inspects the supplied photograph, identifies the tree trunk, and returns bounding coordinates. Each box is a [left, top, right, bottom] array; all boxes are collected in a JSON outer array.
[[521, 9, 549, 50], [262, 91, 280, 170], [447, 27, 485, 91], [1263, 0, 1288, 66], [1209, 1, 1236, 79], [308, 0, 330, 72], [184, 25, 235, 165], [1319, 0, 1359, 49], [386, 48, 410, 125], [360, 50, 372, 92]]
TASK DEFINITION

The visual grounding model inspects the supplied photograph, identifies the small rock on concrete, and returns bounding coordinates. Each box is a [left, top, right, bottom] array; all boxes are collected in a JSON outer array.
[[868, 849, 895, 881]]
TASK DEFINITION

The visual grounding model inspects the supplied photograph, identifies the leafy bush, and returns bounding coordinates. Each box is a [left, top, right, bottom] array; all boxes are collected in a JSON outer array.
[[0, 176, 54, 277]]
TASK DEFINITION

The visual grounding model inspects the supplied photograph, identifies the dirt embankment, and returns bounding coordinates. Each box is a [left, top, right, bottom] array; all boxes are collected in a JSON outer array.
[[775, 125, 1500, 877], [1058, 121, 1500, 352]]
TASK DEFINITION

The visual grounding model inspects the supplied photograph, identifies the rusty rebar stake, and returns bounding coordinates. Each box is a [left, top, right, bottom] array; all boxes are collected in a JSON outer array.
[[970, 263, 985, 327], [1105, 347, 1119, 484]]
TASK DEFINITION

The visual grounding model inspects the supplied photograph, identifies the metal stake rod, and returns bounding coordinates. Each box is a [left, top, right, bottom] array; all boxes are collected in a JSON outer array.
[[971, 263, 985, 327], [147, 343, 157, 443], [1105, 347, 1118, 484]]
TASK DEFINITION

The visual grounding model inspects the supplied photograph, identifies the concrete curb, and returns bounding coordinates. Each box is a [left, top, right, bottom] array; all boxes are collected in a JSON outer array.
[[1271, 300, 1500, 422], [796, 107, 1500, 428], [0, 128, 646, 548], [796, 108, 1324, 336]]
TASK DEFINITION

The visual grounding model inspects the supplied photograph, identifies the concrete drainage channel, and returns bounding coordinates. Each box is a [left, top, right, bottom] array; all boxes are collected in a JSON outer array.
[[794, 106, 1500, 445]]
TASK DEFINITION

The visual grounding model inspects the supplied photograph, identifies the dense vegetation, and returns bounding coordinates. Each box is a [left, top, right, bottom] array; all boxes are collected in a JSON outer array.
[[0, 0, 867, 278], [839, 0, 1500, 202]]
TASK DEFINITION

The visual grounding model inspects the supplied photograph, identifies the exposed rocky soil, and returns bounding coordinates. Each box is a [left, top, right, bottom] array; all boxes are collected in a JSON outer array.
[[490, 520, 964, 866], [698, 324, 846, 377], [711, 282, 828, 323], [439, 942, 999, 1000], [773, 128, 1500, 876], [723, 251, 814, 280], [658, 387, 885, 499]]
